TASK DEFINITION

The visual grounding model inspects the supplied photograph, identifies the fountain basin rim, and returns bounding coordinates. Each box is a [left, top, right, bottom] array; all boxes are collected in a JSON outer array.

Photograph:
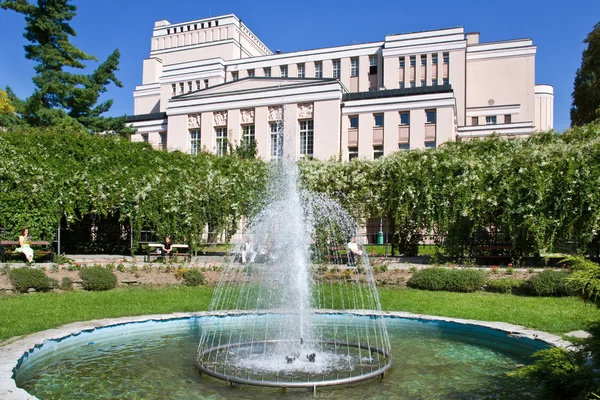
[[0, 310, 573, 400], [196, 339, 392, 389]]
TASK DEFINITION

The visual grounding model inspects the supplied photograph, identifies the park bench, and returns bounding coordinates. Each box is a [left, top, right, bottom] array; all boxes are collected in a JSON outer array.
[[324, 246, 350, 265], [0, 240, 54, 262], [145, 243, 191, 262]]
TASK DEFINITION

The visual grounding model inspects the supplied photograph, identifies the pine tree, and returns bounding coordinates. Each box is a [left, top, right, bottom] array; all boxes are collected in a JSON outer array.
[[1, 0, 132, 133], [571, 22, 600, 126]]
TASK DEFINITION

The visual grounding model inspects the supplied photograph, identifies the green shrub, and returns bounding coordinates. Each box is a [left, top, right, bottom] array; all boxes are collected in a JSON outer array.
[[524, 270, 570, 296], [8, 267, 52, 293], [407, 268, 485, 292], [182, 268, 205, 286], [79, 266, 117, 291], [485, 278, 523, 294], [61, 277, 73, 291]]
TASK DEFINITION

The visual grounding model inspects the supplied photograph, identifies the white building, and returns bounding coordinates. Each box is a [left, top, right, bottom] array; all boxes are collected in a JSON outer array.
[[127, 14, 554, 161]]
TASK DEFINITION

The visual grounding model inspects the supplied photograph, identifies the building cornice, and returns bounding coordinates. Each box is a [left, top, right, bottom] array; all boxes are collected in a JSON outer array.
[[466, 104, 521, 117], [342, 92, 455, 114], [457, 122, 534, 138], [166, 80, 343, 115]]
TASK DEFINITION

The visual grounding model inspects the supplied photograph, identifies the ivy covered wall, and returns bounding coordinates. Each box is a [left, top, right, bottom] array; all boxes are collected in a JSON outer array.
[[2, 123, 600, 258]]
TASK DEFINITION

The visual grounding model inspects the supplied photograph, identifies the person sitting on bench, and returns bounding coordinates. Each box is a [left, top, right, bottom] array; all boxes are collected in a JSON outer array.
[[17, 227, 34, 263], [346, 237, 362, 267], [161, 235, 173, 259]]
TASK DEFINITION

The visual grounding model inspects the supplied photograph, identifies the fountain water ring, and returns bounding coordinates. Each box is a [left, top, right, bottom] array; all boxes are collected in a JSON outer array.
[[195, 119, 392, 390]]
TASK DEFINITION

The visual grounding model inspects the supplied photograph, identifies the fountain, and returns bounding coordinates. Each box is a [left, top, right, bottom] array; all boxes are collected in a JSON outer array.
[[195, 117, 392, 389]]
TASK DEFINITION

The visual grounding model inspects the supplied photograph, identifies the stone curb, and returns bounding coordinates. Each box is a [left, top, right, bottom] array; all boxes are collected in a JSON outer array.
[[0, 311, 572, 399]]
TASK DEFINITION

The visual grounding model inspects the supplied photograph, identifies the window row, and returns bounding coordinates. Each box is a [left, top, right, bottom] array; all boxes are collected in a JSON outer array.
[[471, 114, 512, 126], [399, 52, 449, 68], [231, 56, 382, 81], [188, 120, 313, 158], [348, 110, 436, 128], [171, 79, 210, 96], [166, 20, 218, 34], [399, 78, 449, 89]]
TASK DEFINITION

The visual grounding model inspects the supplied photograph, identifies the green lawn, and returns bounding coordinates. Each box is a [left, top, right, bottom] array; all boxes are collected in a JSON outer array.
[[0, 286, 597, 342]]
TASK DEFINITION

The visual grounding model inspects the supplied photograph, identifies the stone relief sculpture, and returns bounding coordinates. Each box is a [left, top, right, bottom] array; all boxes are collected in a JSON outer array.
[[188, 113, 201, 129], [298, 103, 313, 119], [214, 111, 227, 126], [241, 109, 255, 124], [268, 106, 283, 121]]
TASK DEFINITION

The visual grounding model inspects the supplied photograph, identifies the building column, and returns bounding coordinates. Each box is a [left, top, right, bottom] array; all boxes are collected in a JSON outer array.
[[409, 109, 425, 150], [383, 111, 398, 156]]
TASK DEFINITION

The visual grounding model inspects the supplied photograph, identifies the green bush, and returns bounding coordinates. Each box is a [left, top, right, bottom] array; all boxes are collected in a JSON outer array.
[[485, 278, 523, 294], [182, 268, 205, 286], [8, 267, 52, 293], [61, 277, 73, 291], [407, 268, 485, 292], [79, 266, 117, 291], [524, 270, 570, 296]]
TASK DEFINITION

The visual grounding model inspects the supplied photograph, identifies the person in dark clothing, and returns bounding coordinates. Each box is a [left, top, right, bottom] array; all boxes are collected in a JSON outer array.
[[161, 235, 173, 259]]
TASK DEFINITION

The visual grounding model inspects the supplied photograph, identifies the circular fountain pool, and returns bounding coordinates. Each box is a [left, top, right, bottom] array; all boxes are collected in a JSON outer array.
[[11, 313, 553, 399]]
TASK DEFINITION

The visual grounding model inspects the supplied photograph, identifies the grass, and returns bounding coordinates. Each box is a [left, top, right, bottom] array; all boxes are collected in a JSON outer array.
[[363, 244, 439, 256], [0, 285, 597, 342], [379, 288, 599, 335]]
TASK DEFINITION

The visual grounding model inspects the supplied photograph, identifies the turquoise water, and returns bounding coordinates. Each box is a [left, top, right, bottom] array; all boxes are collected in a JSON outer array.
[[14, 316, 547, 399]]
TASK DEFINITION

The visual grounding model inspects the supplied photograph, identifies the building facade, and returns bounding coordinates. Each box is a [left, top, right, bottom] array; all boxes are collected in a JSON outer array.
[[128, 14, 554, 161]]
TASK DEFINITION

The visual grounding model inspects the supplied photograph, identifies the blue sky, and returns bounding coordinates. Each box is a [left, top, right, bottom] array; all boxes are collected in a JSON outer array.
[[0, 0, 598, 132]]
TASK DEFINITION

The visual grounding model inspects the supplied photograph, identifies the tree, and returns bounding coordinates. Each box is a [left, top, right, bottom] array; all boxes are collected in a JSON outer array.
[[571, 21, 600, 126], [0, 0, 132, 133]]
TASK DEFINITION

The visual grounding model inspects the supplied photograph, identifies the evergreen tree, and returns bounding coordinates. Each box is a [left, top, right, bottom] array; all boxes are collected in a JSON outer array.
[[0, 0, 132, 133], [571, 22, 600, 126]]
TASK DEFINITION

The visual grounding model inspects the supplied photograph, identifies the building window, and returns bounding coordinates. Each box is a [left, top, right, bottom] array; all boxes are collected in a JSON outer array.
[[179, 82, 184, 94], [374, 114, 384, 127], [399, 143, 410, 151], [297, 63, 305, 78], [400, 112, 410, 125], [486, 116, 497, 125], [204, 79, 209, 88], [299, 120, 314, 157], [270, 122, 283, 159], [187, 81, 192, 93], [159, 133, 167, 150], [373, 145, 384, 159], [171, 83, 176, 97], [141, 133, 149, 143], [315, 62, 322, 78], [280, 65, 288, 77], [264, 67, 271, 77], [443, 78, 449, 85], [350, 58, 359, 77], [399, 57, 405, 68], [242, 125, 255, 145], [409, 80, 415, 88], [369, 56, 378, 66], [196, 80, 201, 90], [432, 54, 438, 65], [190, 130, 201, 155], [349, 115, 359, 129], [505, 114, 512, 124], [248, 69, 255, 77], [425, 142, 436, 149], [443, 52, 449, 64], [420, 55, 427, 66], [215, 127, 227, 156], [232, 71, 239, 81], [410, 56, 416, 67], [399, 82, 405, 89], [333, 59, 340, 79], [471, 116, 479, 126], [349, 146, 358, 161], [426, 109, 436, 124], [420, 79, 426, 87]]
